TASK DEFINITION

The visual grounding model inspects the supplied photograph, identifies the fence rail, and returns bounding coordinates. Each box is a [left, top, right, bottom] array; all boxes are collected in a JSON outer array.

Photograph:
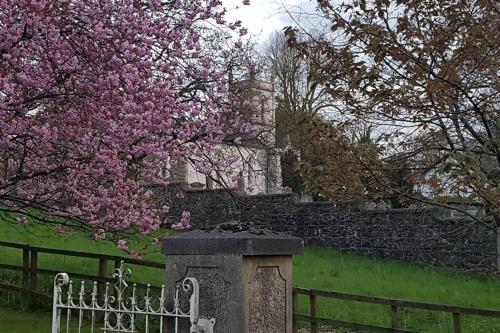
[[2, 241, 500, 333], [292, 287, 500, 333], [0, 240, 164, 300]]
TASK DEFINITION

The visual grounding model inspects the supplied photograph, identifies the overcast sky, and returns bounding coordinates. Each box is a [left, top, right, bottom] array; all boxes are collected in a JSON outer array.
[[222, 0, 319, 46]]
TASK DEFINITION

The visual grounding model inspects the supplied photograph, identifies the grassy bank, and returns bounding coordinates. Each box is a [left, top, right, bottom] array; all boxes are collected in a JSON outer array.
[[0, 307, 52, 333], [293, 247, 500, 332], [0, 220, 170, 291], [1, 221, 500, 332]]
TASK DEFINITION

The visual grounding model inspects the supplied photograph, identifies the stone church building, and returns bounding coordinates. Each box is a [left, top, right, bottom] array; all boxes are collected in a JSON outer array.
[[170, 78, 283, 195]]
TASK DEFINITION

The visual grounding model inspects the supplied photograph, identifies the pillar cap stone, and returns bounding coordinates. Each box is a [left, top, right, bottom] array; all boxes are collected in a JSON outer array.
[[162, 222, 303, 256]]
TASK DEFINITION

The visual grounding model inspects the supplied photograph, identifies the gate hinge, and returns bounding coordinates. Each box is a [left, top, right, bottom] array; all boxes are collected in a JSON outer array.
[[194, 318, 216, 333]]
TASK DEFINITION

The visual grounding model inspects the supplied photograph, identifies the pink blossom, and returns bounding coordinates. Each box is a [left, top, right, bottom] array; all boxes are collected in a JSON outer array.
[[117, 240, 128, 250], [229, 20, 242, 30], [54, 225, 77, 236], [93, 229, 106, 240], [131, 251, 142, 259], [0, 0, 257, 237], [171, 210, 192, 230]]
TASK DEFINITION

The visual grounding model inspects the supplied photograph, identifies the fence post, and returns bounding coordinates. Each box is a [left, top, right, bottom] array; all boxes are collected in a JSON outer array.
[[30, 250, 38, 293], [22, 247, 30, 301], [391, 304, 399, 329], [310, 292, 318, 333], [292, 290, 299, 333], [453, 312, 461, 333], [98, 258, 107, 297]]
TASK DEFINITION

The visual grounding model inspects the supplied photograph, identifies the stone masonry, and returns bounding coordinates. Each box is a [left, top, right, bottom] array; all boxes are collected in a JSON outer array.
[[155, 186, 497, 273]]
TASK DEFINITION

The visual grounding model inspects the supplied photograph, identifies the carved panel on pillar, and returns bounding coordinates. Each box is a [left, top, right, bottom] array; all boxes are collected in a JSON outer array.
[[182, 267, 232, 331], [248, 266, 286, 333]]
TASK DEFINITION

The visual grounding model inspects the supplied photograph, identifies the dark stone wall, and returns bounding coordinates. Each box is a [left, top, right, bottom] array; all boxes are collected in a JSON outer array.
[[156, 186, 299, 232], [296, 203, 496, 272], [155, 186, 497, 272]]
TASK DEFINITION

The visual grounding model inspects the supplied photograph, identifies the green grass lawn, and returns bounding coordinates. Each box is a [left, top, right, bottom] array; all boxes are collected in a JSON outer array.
[[1, 221, 500, 332], [0, 307, 53, 333], [0, 220, 171, 291], [294, 247, 500, 332]]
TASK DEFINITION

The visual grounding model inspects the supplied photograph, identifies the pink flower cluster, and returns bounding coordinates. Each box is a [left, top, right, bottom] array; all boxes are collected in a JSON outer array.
[[54, 225, 76, 237], [0, 0, 255, 237], [116, 240, 128, 251], [171, 210, 192, 230]]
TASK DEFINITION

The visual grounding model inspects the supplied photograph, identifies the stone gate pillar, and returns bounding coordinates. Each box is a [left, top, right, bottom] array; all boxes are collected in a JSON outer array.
[[162, 223, 303, 333]]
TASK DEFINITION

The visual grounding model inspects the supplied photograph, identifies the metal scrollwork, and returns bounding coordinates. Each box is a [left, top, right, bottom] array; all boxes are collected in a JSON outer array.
[[51, 261, 216, 333]]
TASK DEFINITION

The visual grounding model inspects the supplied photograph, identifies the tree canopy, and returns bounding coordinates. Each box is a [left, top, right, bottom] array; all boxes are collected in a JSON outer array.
[[0, 0, 252, 238], [286, 0, 499, 224]]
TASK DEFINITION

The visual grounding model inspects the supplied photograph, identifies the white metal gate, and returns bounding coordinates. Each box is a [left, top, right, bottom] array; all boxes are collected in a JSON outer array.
[[51, 261, 215, 333]]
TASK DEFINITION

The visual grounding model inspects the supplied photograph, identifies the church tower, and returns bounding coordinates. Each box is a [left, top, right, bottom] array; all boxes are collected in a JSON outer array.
[[168, 75, 283, 195], [232, 77, 282, 194]]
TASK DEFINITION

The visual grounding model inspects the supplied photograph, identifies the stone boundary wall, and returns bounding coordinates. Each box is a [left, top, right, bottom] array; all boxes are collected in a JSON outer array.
[[155, 186, 497, 272]]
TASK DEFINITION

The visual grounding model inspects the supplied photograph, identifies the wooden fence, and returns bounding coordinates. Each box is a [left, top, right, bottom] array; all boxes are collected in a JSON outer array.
[[293, 287, 500, 333], [0, 240, 164, 301], [2, 241, 500, 332]]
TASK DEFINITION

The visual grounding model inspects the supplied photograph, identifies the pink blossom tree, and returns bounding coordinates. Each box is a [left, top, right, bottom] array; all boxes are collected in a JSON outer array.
[[0, 0, 253, 239]]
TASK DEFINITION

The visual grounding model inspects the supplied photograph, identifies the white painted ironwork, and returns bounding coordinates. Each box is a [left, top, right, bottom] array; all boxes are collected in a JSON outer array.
[[51, 261, 215, 333]]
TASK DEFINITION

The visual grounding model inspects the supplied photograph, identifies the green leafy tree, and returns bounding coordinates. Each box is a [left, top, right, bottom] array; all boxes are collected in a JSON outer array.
[[286, 0, 499, 226]]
